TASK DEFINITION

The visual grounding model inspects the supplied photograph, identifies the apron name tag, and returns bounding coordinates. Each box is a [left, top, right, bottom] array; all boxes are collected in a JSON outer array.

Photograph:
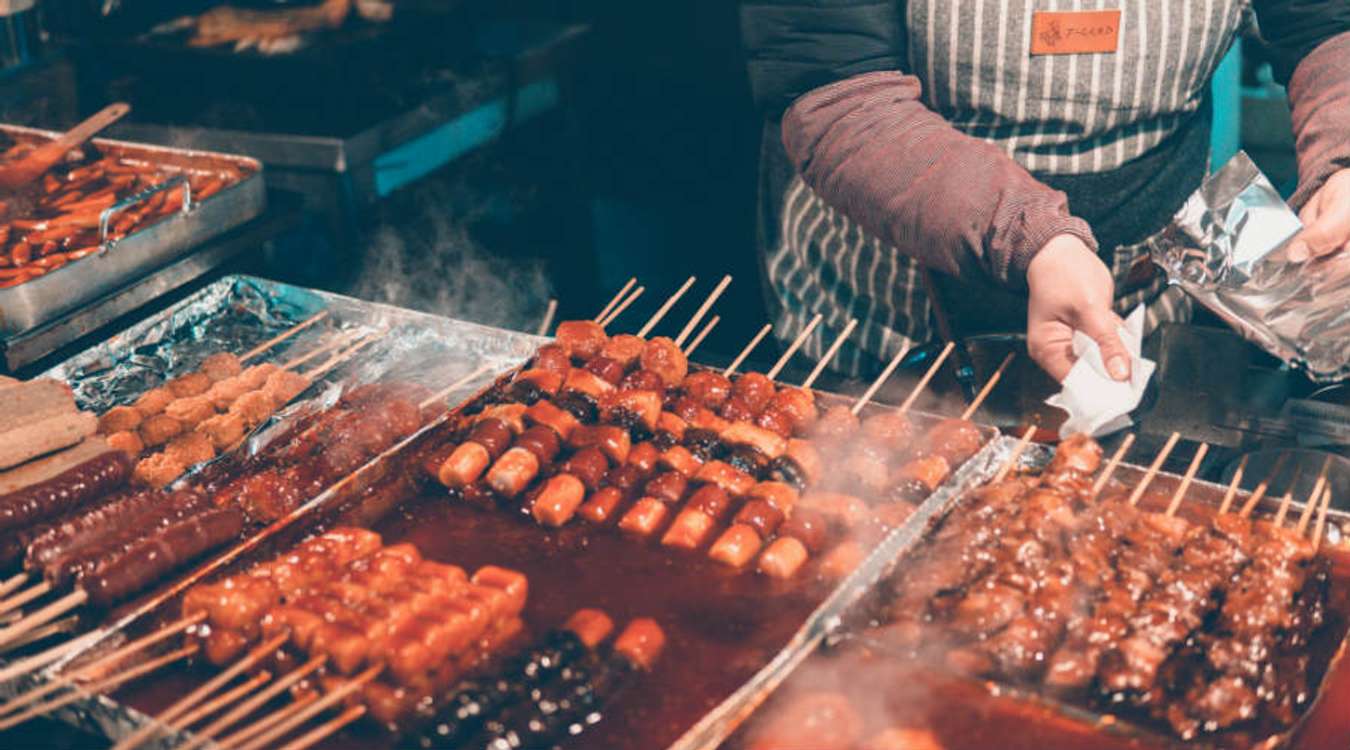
[[1030, 9, 1122, 55]]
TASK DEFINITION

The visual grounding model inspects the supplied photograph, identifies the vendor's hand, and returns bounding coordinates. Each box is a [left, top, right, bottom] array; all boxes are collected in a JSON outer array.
[[1288, 169, 1350, 262], [1026, 233, 1130, 383]]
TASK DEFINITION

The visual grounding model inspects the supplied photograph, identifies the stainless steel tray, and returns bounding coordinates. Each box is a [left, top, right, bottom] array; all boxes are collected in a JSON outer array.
[[0, 126, 266, 336], [724, 436, 1350, 750]]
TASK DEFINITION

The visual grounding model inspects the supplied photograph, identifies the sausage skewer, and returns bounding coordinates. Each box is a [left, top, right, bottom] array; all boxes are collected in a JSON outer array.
[[849, 339, 913, 416], [536, 298, 558, 337], [593, 277, 636, 323], [1312, 486, 1333, 549], [1239, 452, 1291, 517], [1293, 455, 1333, 533], [1164, 442, 1209, 517], [636, 275, 696, 338], [723, 322, 773, 377], [1124, 431, 1181, 507], [958, 351, 1013, 420], [991, 425, 1038, 484], [1088, 433, 1136, 501], [800, 318, 857, 390], [765, 313, 822, 380], [682, 314, 720, 357], [177, 656, 328, 750], [1217, 454, 1248, 515], [895, 340, 955, 414]]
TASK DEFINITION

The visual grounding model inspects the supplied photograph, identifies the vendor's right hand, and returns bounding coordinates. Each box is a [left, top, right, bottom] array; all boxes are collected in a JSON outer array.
[[1026, 233, 1131, 383]]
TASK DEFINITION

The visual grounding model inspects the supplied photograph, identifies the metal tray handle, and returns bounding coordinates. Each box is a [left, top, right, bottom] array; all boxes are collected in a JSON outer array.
[[98, 174, 192, 250]]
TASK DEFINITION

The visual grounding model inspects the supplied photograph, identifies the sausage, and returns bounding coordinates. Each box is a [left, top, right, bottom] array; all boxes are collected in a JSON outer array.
[[687, 484, 733, 518], [485, 447, 540, 498], [818, 540, 866, 581], [0, 451, 132, 533], [562, 368, 614, 400], [98, 406, 142, 434], [640, 337, 688, 388], [531, 474, 586, 527], [708, 524, 763, 568], [757, 536, 810, 579], [731, 372, 775, 413], [694, 461, 756, 497], [844, 450, 891, 495], [662, 505, 722, 549], [578, 487, 625, 524], [612, 618, 666, 670], [862, 412, 916, 454], [472, 565, 529, 617], [532, 344, 571, 375], [561, 447, 609, 491], [564, 609, 616, 649], [601, 334, 646, 369], [84, 506, 244, 608], [517, 369, 564, 397], [601, 389, 662, 431], [619, 368, 664, 393], [479, 404, 527, 435], [166, 372, 212, 398], [625, 442, 660, 474], [569, 425, 632, 465], [618, 497, 670, 536], [720, 422, 788, 458], [893, 454, 952, 492], [778, 508, 830, 553], [1046, 432, 1103, 478], [469, 418, 514, 459], [767, 387, 818, 433], [733, 500, 785, 540], [719, 397, 758, 424], [812, 404, 860, 442], [727, 443, 769, 482], [200, 352, 243, 382], [754, 408, 794, 439], [584, 356, 626, 386], [656, 411, 687, 441], [747, 691, 863, 750], [554, 320, 607, 360], [683, 371, 732, 409], [801, 491, 870, 529], [659, 445, 704, 477], [515, 426, 561, 464], [785, 439, 822, 486], [25, 489, 156, 571], [46, 489, 209, 587], [520, 402, 578, 443], [604, 465, 646, 496], [440, 444, 489, 489], [749, 481, 799, 513], [644, 472, 688, 503], [924, 418, 984, 466]]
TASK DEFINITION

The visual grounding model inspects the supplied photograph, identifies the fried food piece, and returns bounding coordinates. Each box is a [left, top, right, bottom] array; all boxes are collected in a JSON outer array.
[[239, 363, 280, 390], [140, 414, 185, 448], [99, 405, 143, 434], [206, 376, 252, 411], [134, 452, 186, 487], [196, 413, 247, 451], [165, 431, 216, 467], [262, 369, 311, 404], [133, 388, 174, 418], [164, 396, 215, 427], [200, 352, 244, 382], [229, 390, 277, 427], [167, 372, 212, 398], [106, 430, 144, 457]]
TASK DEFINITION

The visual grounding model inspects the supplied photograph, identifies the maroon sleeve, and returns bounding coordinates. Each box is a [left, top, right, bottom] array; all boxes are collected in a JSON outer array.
[[781, 70, 1096, 288], [1286, 31, 1350, 210]]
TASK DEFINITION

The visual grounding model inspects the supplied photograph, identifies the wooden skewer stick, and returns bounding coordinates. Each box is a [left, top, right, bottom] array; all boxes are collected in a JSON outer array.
[[801, 319, 857, 390], [1126, 432, 1181, 508], [217, 693, 319, 750], [0, 573, 29, 599], [536, 299, 558, 337], [418, 364, 496, 411], [600, 285, 645, 329], [1313, 487, 1334, 549], [1296, 456, 1334, 535], [0, 644, 198, 731], [241, 311, 330, 363], [0, 590, 86, 651], [168, 671, 273, 733], [1218, 455, 1248, 515], [0, 615, 77, 654], [1270, 466, 1304, 528], [1240, 452, 1291, 518], [234, 665, 382, 750], [301, 333, 382, 383], [1089, 433, 1136, 502], [0, 629, 104, 687], [0, 581, 50, 617], [180, 656, 328, 750], [850, 341, 913, 416], [674, 275, 732, 347], [1165, 443, 1209, 517], [993, 425, 1038, 484], [723, 324, 772, 377], [960, 352, 1015, 421], [280, 329, 361, 372], [274, 705, 367, 750], [110, 631, 291, 750], [765, 313, 823, 381], [683, 315, 720, 358], [636, 276, 697, 338], [594, 277, 636, 323], [1, 612, 205, 718], [897, 341, 956, 415]]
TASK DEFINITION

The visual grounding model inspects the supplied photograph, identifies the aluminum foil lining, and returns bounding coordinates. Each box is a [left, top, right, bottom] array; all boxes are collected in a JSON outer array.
[[1147, 151, 1350, 382]]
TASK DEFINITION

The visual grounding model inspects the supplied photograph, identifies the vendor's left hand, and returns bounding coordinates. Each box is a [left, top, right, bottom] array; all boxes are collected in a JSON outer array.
[[1288, 168, 1350, 262]]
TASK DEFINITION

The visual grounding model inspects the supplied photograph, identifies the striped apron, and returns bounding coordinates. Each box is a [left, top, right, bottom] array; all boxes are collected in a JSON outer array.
[[769, 0, 1253, 378]]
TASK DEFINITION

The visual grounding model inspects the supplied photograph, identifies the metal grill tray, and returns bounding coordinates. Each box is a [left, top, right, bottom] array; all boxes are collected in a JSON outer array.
[[6, 274, 1005, 750], [726, 437, 1350, 750], [0, 127, 265, 336]]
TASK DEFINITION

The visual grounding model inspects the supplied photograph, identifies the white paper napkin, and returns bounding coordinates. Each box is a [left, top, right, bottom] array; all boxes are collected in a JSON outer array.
[[1045, 306, 1157, 439]]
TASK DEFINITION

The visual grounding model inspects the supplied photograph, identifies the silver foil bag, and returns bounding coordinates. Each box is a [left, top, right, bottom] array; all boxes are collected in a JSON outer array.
[[1147, 151, 1350, 382]]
